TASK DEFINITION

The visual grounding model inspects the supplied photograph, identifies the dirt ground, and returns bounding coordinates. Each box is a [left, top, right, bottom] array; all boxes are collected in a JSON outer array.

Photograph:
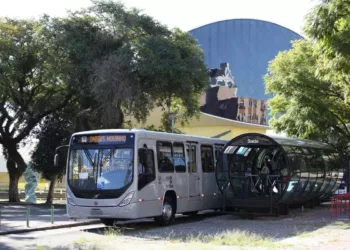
[[65, 203, 350, 250]]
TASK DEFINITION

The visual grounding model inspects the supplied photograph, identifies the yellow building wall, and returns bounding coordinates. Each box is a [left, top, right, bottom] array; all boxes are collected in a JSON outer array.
[[178, 125, 267, 140]]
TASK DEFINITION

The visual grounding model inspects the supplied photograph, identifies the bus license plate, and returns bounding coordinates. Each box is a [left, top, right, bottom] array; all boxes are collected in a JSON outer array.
[[90, 209, 103, 216]]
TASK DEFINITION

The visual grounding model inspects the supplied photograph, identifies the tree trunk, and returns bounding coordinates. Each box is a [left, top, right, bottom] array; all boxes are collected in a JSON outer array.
[[5, 145, 27, 202], [46, 177, 56, 205], [8, 170, 20, 202]]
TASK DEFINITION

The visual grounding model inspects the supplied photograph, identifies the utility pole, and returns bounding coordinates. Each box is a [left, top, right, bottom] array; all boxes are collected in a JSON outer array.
[[169, 112, 177, 133]]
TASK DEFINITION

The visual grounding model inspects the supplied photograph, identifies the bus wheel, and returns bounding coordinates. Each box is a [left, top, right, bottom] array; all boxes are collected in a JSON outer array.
[[155, 196, 175, 226], [100, 218, 118, 227]]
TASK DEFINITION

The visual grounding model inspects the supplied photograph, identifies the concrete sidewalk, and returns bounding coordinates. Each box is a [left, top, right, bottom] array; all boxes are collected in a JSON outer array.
[[0, 203, 100, 235]]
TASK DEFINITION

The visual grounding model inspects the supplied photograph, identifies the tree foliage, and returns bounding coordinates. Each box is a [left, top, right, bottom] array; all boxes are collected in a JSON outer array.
[[0, 18, 72, 201], [40, 0, 208, 130], [30, 113, 72, 204], [305, 0, 350, 103], [0, 0, 208, 201], [265, 0, 350, 156]]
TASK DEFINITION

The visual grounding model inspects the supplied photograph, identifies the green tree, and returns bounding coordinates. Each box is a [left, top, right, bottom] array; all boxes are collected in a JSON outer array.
[[264, 39, 350, 154], [304, 0, 350, 105], [40, 0, 208, 131], [31, 113, 73, 204], [0, 18, 72, 201], [264, 0, 350, 156]]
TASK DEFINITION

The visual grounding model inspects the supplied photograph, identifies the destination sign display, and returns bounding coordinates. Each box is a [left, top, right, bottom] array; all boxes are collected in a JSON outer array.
[[72, 134, 134, 145], [85, 135, 127, 143]]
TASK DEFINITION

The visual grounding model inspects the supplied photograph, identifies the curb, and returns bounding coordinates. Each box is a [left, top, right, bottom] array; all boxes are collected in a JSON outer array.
[[0, 220, 101, 235]]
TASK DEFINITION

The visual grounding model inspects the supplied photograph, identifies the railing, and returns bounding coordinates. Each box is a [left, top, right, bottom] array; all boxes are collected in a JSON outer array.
[[0, 188, 66, 201], [330, 193, 350, 219]]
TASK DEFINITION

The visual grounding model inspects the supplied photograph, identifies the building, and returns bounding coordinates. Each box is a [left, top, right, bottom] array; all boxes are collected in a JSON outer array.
[[200, 62, 267, 125], [133, 19, 301, 137], [190, 19, 302, 124]]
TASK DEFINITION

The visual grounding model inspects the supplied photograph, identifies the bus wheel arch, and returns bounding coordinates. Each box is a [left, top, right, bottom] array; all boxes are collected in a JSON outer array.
[[155, 190, 176, 226]]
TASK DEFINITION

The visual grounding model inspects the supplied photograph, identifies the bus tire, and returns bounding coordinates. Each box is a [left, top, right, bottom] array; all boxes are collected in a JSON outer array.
[[154, 196, 175, 226], [100, 218, 118, 227]]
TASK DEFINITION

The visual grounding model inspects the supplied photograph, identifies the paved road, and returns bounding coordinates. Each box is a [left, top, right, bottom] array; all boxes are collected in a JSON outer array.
[[0, 204, 99, 234]]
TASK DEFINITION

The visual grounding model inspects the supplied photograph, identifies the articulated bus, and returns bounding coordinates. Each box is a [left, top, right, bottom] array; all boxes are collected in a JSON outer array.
[[56, 129, 228, 226]]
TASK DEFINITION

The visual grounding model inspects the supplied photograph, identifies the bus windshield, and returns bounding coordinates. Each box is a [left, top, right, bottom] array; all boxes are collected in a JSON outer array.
[[68, 147, 134, 191]]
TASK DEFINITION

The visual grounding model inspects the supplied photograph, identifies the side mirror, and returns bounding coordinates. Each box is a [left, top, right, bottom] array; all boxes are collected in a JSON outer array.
[[54, 153, 59, 167], [54, 145, 69, 168]]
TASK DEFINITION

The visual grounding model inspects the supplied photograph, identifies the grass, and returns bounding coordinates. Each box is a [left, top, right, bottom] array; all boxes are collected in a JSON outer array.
[[35, 245, 50, 250], [164, 230, 293, 250], [104, 226, 124, 237]]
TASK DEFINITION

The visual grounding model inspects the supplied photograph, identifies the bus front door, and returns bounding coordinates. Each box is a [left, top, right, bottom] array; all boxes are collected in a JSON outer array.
[[187, 143, 201, 211]]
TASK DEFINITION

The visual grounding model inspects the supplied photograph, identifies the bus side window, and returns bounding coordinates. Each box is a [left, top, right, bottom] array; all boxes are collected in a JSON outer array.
[[138, 148, 156, 190], [157, 141, 174, 173], [201, 145, 214, 173], [173, 143, 186, 172]]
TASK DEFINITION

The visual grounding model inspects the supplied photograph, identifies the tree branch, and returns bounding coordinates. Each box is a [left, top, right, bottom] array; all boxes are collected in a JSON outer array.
[[14, 94, 73, 143], [329, 110, 350, 136], [0, 100, 15, 135]]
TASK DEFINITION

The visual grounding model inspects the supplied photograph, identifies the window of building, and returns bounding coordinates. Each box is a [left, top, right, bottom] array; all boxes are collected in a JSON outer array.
[[201, 145, 214, 172], [173, 143, 186, 172], [157, 141, 174, 172]]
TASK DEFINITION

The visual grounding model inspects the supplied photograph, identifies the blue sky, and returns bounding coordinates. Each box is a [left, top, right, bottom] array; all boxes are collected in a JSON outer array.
[[0, 0, 318, 171]]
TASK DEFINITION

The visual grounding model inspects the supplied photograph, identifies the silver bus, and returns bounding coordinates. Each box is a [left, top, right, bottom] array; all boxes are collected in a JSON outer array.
[[57, 129, 228, 226]]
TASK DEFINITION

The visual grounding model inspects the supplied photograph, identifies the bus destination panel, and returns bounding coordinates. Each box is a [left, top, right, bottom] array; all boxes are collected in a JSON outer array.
[[72, 133, 134, 145]]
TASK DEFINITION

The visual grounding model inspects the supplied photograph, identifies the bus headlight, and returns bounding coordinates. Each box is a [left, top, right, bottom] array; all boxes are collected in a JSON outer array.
[[118, 192, 135, 207], [67, 193, 76, 206]]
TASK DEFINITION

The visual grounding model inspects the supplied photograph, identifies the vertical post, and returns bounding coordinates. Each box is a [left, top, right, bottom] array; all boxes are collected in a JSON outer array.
[[0, 209, 1, 229], [222, 185, 226, 213], [347, 160, 350, 193], [26, 207, 30, 227], [169, 112, 177, 133], [171, 118, 174, 133], [51, 205, 54, 224]]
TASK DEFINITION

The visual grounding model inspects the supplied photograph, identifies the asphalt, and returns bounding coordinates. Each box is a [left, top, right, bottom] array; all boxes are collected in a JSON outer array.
[[0, 203, 100, 235]]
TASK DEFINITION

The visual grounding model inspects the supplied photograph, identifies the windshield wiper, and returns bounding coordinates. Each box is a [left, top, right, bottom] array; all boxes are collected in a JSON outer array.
[[83, 148, 94, 167]]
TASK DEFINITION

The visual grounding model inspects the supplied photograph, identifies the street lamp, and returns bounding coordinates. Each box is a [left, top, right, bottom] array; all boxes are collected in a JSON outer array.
[[169, 112, 177, 133]]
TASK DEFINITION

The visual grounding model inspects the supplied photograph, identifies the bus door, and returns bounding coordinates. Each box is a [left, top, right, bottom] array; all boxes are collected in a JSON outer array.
[[186, 142, 201, 210]]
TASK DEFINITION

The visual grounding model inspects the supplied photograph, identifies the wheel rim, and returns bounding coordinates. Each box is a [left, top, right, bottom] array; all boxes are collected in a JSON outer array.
[[162, 203, 172, 220]]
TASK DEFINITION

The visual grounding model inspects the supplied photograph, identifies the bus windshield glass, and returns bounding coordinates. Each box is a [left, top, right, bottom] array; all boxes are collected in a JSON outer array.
[[67, 133, 135, 191], [68, 148, 134, 190]]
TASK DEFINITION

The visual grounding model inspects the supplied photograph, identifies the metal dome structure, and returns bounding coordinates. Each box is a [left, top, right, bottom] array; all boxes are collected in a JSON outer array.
[[190, 19, 302, 102], [216, 133, 343, 214]]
